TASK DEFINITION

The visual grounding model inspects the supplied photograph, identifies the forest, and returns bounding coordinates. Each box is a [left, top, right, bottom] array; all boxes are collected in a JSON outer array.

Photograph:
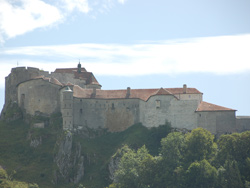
[[108, 127, 250, 188]]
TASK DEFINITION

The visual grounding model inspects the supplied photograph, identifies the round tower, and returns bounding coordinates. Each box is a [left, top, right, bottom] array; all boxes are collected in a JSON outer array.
[[62, 87, 73, 130]]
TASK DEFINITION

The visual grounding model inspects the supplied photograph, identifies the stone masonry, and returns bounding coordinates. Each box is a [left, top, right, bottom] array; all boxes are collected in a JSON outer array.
[[1, 63, 250, 134]]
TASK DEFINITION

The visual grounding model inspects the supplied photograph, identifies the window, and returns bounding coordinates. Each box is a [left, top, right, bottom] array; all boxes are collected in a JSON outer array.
[[80, 109, 83, 114], [156, 100, 161, 109]]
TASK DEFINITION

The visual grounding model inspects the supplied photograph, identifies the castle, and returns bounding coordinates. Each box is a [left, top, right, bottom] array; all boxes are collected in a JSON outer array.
[[1, 63, 250, 134]]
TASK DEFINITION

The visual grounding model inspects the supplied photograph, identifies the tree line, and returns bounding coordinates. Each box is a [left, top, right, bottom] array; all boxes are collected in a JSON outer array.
[[108, 128, 250, 188]]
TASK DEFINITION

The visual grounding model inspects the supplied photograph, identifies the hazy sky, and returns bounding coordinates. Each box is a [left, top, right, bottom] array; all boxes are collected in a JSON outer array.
[[0, 0, 250, 115]]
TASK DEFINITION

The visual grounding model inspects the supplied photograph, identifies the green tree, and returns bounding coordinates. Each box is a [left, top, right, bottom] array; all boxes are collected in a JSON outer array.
[[186, 159, 217, 188], [161, 132, 185, 168], [217, 133, 239, 164], [114, 145, 155, 188], [217, 160, 243, 188], [184, 128, 217, 164]]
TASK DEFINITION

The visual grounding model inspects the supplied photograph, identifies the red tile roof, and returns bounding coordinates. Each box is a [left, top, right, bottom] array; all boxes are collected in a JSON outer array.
[[19, 76, 63, 87], [73, 86, 202, 101], [196, 101, 236, 112], [155, 88, 172, 95]]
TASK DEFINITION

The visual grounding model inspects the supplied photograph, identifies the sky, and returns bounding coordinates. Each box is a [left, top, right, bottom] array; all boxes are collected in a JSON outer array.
[[0, 0, 250, 115]]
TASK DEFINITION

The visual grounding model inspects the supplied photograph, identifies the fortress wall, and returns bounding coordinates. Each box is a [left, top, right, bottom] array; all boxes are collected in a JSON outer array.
[[197, 111, 236, 134], [236, 116, 250, 132], [73, 98, 140, 132], [139, 95, 198, 129], [17, 79, 61, 115], [5, 67, 40, 105], [4, 67, 48, 107]]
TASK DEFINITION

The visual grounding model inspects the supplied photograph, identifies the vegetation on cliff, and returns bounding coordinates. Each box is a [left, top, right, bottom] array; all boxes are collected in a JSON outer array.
[[0, 107, 171, 188]]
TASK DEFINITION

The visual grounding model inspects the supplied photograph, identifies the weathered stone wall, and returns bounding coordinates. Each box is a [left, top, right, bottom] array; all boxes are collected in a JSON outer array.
[[73, 98, 140, 132], [17, 79, 61, 115], [197, 111, 236, 134], [61, 88, 74, 130], [139, 95, 199, 130], [236, 116, 250, 132], [175, 93, 203, 103], [4, 67, 45, 106]]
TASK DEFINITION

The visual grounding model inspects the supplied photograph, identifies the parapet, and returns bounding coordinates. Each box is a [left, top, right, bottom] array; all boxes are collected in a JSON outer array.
[[11, 67, 26, 72], [27, 67, 40, 72]]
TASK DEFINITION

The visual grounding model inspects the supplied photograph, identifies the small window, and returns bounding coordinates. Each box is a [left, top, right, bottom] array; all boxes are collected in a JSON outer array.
[[80, 109, 83, 114], [156, 100, 161, 109], [112, 103, 115, 110]]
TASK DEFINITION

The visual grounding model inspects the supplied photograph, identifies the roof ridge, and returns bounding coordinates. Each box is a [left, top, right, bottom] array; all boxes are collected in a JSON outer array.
[[154, 87, 173, 95]]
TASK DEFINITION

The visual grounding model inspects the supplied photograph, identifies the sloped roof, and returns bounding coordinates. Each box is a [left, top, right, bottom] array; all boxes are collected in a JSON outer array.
[[196, 101, 236, 112], [54, 68, 87, 73], [73, 86, 201, 101], [54, 68, 101, 86], [17, 76, 63, 87], [154, 88, 173, 95], [167, 88, 202, 94]]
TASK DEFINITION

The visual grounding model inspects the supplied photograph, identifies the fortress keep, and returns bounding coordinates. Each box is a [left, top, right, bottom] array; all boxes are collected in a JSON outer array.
[[1, 63, 250, 134]]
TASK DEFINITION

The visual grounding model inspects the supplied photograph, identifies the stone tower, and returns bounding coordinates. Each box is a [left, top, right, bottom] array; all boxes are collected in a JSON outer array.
[[62, 87, 73, 130]]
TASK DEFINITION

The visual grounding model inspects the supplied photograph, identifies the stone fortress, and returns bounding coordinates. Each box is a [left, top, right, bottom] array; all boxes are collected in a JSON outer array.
[[1, 63, 250, 134]]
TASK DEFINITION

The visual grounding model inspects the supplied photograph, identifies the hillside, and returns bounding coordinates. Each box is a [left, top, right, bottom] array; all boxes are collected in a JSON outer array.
[[0, 106, 172, 188]]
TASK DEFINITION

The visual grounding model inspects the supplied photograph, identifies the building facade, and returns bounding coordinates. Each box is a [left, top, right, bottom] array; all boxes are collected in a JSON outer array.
[[2, 63, 250, 134]]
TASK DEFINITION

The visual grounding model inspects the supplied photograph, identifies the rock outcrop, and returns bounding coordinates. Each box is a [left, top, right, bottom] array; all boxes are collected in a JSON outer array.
[[53, 131, 84, 184]]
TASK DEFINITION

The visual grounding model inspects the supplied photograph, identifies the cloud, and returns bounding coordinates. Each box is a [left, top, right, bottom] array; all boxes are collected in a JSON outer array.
[[1, 34, 250, 88], [60, 0, 90, 13], [0, 0, 63, 40], [0, 0, 126, 43]]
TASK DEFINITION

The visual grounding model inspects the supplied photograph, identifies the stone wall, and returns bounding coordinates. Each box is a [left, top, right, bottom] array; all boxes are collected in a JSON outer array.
[[4, 67, 45, 107], [175, 93, 203, 103], [139, 95, 199, 130], [61, 87, 74, 130], [197, 111, 236, 134], [236, 116, 250, 132], [73, 98, 140, 132], [17, 79, 61, 115]]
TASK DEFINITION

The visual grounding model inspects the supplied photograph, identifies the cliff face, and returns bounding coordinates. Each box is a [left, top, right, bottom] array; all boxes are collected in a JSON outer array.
[[54, 131, 84, 184]]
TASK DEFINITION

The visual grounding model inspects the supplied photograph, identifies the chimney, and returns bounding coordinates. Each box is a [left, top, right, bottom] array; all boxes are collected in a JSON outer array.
[[126, 87, 131, 98], [91, 87, 96, 98], [183, 84, 187, 94]]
